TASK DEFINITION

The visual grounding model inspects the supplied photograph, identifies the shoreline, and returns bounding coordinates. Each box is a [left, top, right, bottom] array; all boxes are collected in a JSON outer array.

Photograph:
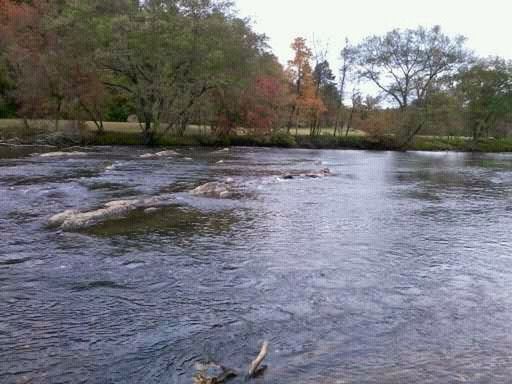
[[2, 127, 512, 153]]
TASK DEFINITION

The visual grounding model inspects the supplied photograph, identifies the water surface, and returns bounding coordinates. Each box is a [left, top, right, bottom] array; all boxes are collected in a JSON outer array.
[[1, 146, 512, 383]]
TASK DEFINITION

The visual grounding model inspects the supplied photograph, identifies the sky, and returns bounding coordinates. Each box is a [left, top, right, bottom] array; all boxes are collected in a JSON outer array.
[[234, 0, 512, 71]]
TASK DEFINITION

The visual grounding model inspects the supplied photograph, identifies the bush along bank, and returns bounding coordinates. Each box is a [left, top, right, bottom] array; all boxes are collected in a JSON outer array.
[[83, 131, 401, 150], [85, 131, 512, 152], [3, 125, 512, 152]]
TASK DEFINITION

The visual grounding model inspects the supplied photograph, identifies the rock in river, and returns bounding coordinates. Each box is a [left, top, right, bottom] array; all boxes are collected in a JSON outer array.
[[140, 150, 179, 159], [48, 195, 175, 230], [280, 168, 332, 180], [190, 180, 237, 199], [39, 151, 88, 158]]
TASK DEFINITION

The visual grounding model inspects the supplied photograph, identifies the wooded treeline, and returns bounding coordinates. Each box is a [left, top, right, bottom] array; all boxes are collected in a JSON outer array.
[[1, 0, 511, 144]]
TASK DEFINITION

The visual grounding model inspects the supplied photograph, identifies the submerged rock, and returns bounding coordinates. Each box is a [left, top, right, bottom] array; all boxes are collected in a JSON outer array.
[[190, 182, 235, 199], [193, 363, 237, 384], [48, 195, 175, 230], [304, 168, 332, 178], [156, 150, 179, 157], [140, 150, 179, 159], [40, 151, 88, 158], [280, 168, 332, 180], [191, 169, 331, 199], [193, 341, 268, 383]]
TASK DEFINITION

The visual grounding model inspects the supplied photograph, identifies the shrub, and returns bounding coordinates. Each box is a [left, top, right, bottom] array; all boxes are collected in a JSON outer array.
[[270, 132, 296, 147]]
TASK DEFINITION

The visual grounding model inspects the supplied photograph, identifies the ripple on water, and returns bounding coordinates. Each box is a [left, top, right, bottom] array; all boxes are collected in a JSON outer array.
[[70, 280, 132, 292]]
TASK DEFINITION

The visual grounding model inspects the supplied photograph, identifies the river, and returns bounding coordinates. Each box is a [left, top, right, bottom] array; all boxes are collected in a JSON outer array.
[[1, 146, 512, 383]]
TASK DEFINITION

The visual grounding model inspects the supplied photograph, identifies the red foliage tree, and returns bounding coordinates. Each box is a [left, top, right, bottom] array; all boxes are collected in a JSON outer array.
[[241, 75, 287, 134], [1, 0, 107, 131]]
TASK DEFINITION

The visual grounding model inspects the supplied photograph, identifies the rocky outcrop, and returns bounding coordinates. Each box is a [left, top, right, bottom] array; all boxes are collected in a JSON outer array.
[[193, 341, 269, 384], [190, 178, 238, 199], [193, 363, 237, 384], [48, 195, 175, 230], [280, 168, 332, 180], [190, 168, 332, 199]]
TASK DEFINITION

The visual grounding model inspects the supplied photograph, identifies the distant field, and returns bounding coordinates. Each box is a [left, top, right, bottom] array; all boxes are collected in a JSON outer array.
[[0, 119, 208, 135], [277, 127, 367, 137], [0, 119, 367, 137]]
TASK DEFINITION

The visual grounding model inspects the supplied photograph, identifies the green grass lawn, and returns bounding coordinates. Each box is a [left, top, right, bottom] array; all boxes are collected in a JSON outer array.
[[0, 119, 365, 137], [0, 119, 206, 134]]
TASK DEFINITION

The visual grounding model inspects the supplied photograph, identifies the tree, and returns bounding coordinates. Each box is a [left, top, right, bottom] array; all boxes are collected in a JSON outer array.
[[44, 0, 115, 133], [202, 14, 271, 136], [312, 59, 338, 133], [1, 0, 275, 139], [457, 58, 512, 140], [286, 37, 326, 135], [0, 32, 15, 118], [84, 0, 268, 141], [335, 39, 357, 136], [354, 26, 469, 144], [239, 56, 290, 134], [0, 1, 60, 127], [1, 0, 102, 129]]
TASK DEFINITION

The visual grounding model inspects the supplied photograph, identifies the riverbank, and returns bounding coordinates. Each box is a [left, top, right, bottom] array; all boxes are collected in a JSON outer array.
[[2, 123, 512, 152]]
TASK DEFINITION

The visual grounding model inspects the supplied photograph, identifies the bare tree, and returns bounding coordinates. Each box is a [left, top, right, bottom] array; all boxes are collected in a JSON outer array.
[[334, 39, 356, 137], [354, 26, 470, 145]]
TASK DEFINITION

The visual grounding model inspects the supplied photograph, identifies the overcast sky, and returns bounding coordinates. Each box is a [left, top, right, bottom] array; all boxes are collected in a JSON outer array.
[[234, 0, 512, 69]]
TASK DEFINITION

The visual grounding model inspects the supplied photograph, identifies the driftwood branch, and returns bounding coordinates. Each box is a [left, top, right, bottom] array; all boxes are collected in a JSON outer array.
[[247, 341, 269, 378], [193, 341, 270, 383]]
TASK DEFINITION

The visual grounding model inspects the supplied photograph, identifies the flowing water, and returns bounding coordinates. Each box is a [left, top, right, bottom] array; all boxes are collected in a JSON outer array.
[[1, 145, 512, 384]]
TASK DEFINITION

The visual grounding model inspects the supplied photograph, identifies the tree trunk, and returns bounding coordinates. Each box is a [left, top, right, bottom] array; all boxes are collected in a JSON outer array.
[[287, 105, 296, 134], [80, 102, 104, 134], [98, 116, 104, 135], [55, 98, 63, 131], [400, 120, 425, 149], [176, 118, 188, 137], [345, 107, 355, 137], [23, 117, 31, 131], [143, 113, 153, 145]]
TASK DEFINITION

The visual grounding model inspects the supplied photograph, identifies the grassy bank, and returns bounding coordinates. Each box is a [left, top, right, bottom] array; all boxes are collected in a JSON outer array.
[[2, 119, 512, 152], [409, 136, 512, 152], [85, 130, 512, 152]]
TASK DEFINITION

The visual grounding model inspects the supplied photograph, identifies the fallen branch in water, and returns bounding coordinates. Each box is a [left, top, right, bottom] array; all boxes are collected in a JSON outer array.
[[193, 341, 270, 383], [247, 341, 269, 378]]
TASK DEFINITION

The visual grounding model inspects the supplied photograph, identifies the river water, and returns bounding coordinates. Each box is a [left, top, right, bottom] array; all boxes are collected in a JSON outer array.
[[1, 146, 512, 384]]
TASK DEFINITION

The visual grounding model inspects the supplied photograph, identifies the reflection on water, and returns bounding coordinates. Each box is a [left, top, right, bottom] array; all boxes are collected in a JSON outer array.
[[1, 147, 512, 383]]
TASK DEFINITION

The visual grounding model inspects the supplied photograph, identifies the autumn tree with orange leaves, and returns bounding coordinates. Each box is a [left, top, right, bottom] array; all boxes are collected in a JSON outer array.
[[286, 37, 326, 136]]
